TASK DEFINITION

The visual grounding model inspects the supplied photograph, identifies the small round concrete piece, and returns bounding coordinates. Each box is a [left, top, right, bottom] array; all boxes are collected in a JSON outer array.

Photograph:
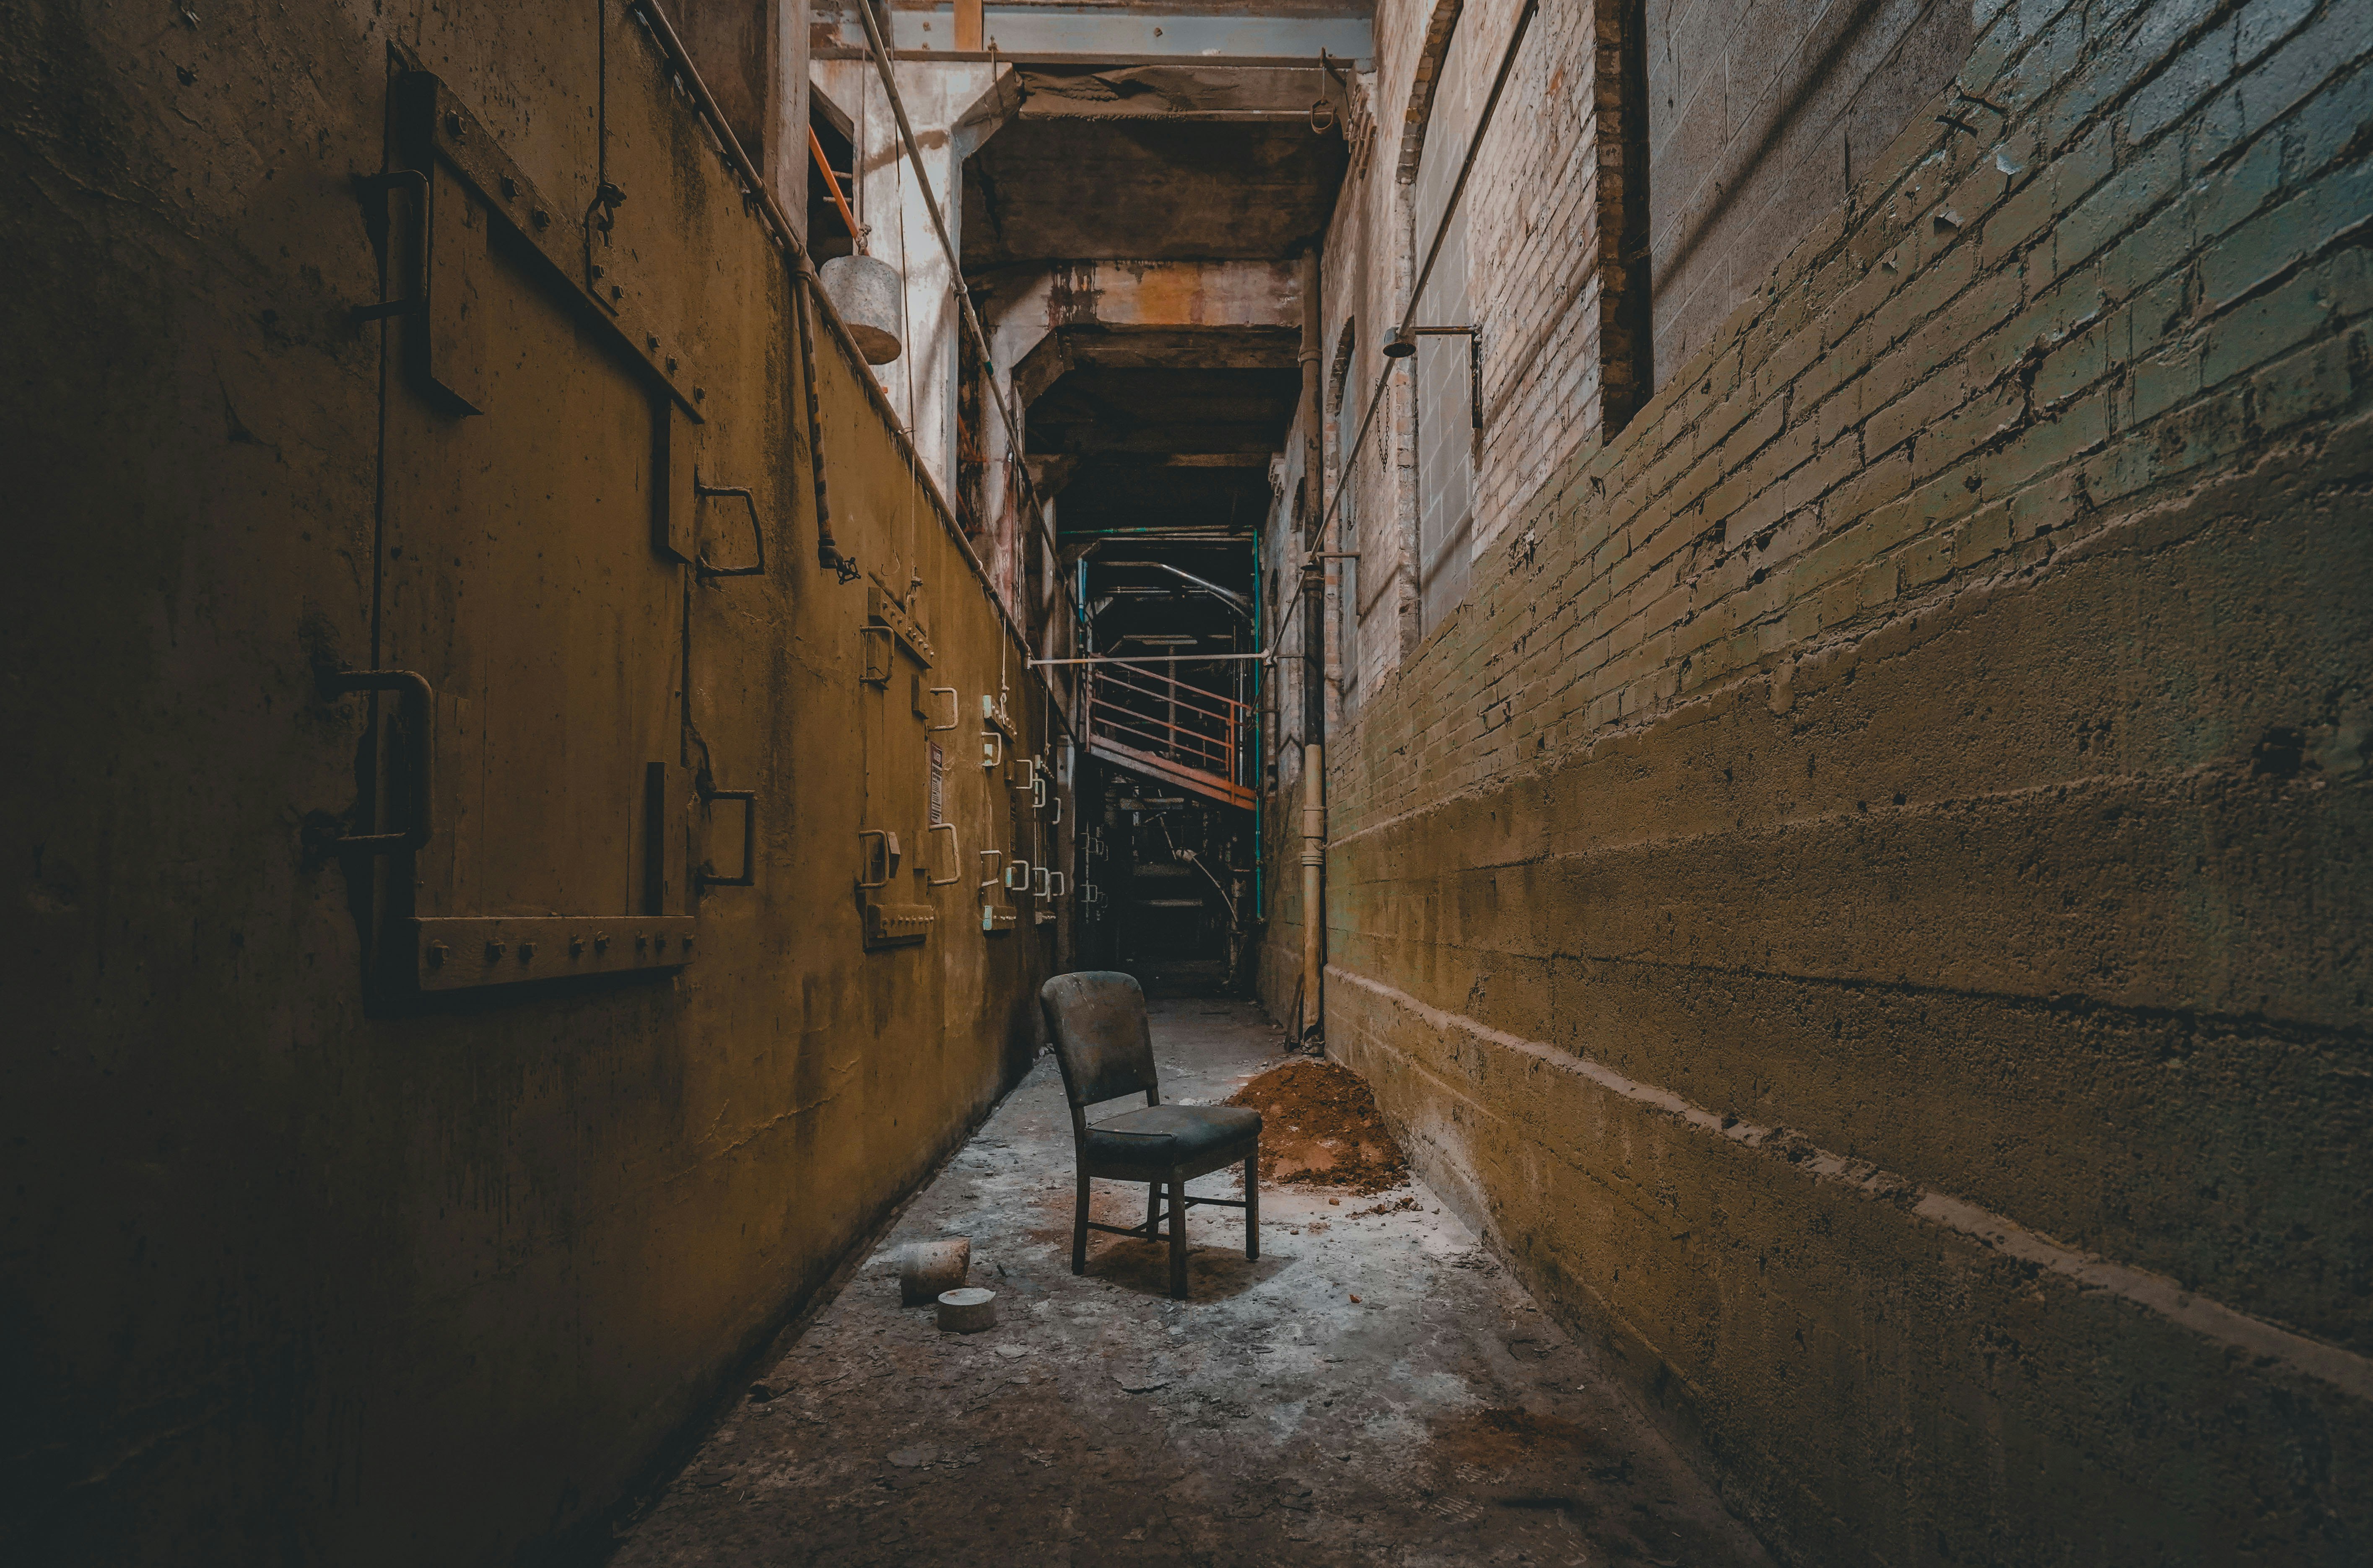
[[935, 1286, 998, 1333], [900, 1239, 971, 1306]]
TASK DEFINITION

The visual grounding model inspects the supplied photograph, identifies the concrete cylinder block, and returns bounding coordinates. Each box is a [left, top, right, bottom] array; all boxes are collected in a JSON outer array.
[[935, 1286, 998, 1334], [820, 254, 904, 365], [899, 1238, 971, 1305]]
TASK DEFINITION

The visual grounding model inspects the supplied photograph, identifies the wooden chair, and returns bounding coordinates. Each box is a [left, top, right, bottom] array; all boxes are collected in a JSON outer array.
[[1038, 971, 1261, 1299]]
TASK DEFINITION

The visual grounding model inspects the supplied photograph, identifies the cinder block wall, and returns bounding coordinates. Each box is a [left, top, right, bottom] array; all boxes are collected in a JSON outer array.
[[1302, 0, 2373, 1558]]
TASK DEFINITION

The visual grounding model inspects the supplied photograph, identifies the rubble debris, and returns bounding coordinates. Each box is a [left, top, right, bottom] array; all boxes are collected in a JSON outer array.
[[901, 1238, 971, 1305], [935, 1286, 998, 1333], [1227, 1060, 1410, 1195]]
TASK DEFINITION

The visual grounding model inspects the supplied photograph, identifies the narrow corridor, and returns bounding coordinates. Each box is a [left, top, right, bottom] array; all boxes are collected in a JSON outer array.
[[18, 1, 2368, 1559], [608, 969, 1769, 1566]]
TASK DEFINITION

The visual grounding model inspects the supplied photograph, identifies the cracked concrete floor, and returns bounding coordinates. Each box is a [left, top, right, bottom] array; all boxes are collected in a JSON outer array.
[[608, 979, 1771, 1567]]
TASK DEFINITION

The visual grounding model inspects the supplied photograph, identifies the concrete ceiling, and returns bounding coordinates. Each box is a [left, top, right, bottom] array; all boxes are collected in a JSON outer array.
[[1030, 365, 1302, 456], [1031, 361, 1290, 580], [954, 53, 1345, 629], [963, 119, 1347, 266]]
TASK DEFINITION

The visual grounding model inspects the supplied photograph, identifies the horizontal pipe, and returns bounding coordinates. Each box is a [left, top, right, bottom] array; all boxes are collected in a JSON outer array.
[[1096, 560, 1252, 614], [1033, 652, 1273, 667]]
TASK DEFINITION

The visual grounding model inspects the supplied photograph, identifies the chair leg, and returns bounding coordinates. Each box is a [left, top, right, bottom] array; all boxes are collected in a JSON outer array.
[[1245, 1143, 1259, 1261], [1072, 1168, 1089, 1275], [1168, 1172, 1189, 1299], [1148, 1179, 1161, 1238]]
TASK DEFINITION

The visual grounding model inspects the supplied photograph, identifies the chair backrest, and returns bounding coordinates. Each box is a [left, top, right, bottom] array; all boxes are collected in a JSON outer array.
[[1039, 971, 1158, 1109]]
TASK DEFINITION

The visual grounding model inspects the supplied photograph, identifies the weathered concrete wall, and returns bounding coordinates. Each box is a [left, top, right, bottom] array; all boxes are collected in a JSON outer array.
[[0, 2, 1064, 1562], [1282, 0, 2373, 1556]]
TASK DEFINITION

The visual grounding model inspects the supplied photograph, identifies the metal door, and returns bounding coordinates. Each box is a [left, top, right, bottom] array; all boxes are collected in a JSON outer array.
[[355, 72, 703, 997]]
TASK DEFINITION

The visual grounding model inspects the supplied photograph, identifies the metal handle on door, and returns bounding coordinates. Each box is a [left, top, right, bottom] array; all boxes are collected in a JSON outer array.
[[1004, 859, 1031, 892], [926, 822, 961, 886], [926, 688, 960, 733], [318, 669, 435, 852], [693, 472, 767, 578], [697, 789, 757, 888], [1048, 870, 1068, 899], [857, 828, 899, 889], [1032, 864, 1050, 898]]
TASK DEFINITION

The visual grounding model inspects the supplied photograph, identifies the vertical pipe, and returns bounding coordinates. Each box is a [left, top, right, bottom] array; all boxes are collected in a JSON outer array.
[[1251, 535, 1264, 921], [1297, 245, 1327, 1042], [1300, 743, 1324, 1043]]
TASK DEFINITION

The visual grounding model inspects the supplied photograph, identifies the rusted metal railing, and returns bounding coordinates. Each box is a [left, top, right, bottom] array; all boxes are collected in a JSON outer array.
[[1084, 663, 1255, 810]]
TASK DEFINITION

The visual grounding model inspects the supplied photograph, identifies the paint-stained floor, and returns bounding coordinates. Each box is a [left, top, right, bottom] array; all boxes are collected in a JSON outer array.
[[607, 972, 1771, 1567]]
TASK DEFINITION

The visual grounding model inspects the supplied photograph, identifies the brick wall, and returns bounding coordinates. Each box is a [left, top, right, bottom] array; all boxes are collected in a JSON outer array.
[[1284, 0, 2373, 1557], [1317, 0, 1618, 715], [1645, 0, 1973, 381]]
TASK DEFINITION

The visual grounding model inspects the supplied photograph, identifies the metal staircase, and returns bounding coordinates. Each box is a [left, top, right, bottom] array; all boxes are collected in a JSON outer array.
[[1082, 663, 1256, 811]]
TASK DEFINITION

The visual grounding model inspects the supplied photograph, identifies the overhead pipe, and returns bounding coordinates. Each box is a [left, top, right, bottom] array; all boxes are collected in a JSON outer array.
[[1095, 560, 1252, 617], [794, 282, 859, 582], [807, 125, 864, 248]]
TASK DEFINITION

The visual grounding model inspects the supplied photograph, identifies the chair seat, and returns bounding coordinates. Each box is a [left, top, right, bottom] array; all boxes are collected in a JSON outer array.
[[1084, 1103, 1261, 1169]]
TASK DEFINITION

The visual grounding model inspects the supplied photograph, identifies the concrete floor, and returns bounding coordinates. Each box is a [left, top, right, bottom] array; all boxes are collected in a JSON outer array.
[[608, 973, 1771, 1567]]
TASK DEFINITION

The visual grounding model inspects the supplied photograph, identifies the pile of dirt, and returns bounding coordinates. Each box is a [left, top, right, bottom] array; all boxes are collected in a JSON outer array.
[[1225, 1059, 1409, 1195]]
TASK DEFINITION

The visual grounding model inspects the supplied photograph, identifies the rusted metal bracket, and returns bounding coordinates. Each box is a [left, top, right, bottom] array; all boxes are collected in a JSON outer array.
[[318, 669, 434, 852], [865, 578, 937, 667], [414, 915, 693, 990], [696, 789, 758, 888], [863, 901, 934, 947], [692, 474, 767, 578]]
